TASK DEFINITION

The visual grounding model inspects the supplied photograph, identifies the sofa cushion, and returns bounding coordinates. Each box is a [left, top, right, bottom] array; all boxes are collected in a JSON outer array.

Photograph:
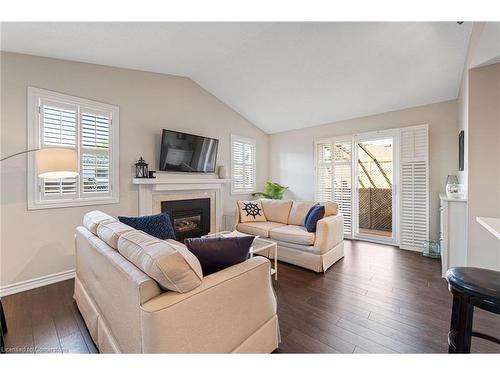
[[97, 221, 135, 250], [238, 200, 267, 223], [236, 221, 286, 238], [288, 201, 318, 226], [118, 212, 176, 240], [83, 210, 116, 235], [324, 202, 339, 217], [184, 236, 254, 276], [269, 225, 316, 246], [305, 205, 325, 232], [261, 199, 293, 224], [117, 231, 202, 293]]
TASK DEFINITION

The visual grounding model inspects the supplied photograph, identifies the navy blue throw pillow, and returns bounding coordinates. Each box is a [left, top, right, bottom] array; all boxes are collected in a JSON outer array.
[[184, 236, 255, 276], [304, 205, 325, 232], [118, 212, 176, 240]]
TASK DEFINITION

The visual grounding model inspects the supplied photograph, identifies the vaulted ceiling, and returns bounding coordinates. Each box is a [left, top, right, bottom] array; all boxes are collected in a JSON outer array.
[[1, 22, 473, 133]]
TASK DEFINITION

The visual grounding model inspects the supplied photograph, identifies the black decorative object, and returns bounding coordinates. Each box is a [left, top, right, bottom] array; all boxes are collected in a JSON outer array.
[[459, 131, 464, 171], [243, 202, 262, 219], [149, 170, 156, 179], [135, 157, 149, 178]]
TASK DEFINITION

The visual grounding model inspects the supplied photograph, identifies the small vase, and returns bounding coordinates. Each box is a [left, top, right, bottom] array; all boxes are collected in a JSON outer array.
[[218, 165, 228, 179]]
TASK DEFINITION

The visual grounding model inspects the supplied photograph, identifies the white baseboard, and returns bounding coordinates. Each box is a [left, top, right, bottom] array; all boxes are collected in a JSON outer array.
[[0, 269, 75, 297]]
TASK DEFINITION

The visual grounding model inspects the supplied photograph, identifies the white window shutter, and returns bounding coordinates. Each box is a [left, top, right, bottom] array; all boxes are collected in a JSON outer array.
[[80, 109, 111, 194], [231, 135, 256, 194], [400, 125, 429, 251], [315, 142, 333, 201], [333, 141, 352, 237], [40, 101, 78, 197], [315, 139, 352, 237]]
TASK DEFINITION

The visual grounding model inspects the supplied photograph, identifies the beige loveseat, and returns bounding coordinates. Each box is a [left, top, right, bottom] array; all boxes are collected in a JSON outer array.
[[235, 200, 344, 272], [74, 211, 280, 353]]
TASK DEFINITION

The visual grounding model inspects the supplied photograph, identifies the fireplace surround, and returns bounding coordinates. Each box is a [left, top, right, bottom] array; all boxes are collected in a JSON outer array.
[[133, 177, 231, 235]]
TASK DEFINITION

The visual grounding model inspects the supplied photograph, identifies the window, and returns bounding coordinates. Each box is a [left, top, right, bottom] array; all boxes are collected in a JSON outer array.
[[27, 87, 119, 209], [231, 135, 256, 194]]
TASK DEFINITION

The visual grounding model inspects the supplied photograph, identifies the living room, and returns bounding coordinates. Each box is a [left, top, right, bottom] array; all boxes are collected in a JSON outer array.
[[1, 1, 500, 372]]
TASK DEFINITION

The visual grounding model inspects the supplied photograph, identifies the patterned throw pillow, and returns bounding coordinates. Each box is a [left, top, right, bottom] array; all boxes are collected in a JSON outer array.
[[184, 236, 255, 276], [238, 200, 267, 223], [304, 205, 325, 232], [118, 212, 176, 240]]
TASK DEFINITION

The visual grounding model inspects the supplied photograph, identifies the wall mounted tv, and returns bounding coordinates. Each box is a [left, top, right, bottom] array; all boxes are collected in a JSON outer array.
[[159, 129, 219, 173]]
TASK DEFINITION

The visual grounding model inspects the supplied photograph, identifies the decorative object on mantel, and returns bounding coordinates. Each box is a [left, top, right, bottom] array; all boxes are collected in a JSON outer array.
[[445, 175, 464, 199], [217, 165, 228, 179], [135, 157, 149, 178], [148, 170, 156, 179], [252, 182, 289, 200]]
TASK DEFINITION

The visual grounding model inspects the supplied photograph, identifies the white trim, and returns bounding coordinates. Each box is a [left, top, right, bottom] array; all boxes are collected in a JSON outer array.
[[27, 87, 120, 210], [0, 269, 75, 297]]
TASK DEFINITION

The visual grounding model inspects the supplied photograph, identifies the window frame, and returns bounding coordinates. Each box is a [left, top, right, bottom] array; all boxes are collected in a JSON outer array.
[[230, 134, 257, 195], [27, 87, 120, 210]]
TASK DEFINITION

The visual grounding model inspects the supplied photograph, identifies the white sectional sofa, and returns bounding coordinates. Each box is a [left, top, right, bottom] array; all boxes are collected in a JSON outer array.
[[234, 199, 344, 272], [74, 211, 280, 353]]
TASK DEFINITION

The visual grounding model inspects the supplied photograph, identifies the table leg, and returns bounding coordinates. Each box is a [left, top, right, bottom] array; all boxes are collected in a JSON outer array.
[[274, 244, 278, 280]]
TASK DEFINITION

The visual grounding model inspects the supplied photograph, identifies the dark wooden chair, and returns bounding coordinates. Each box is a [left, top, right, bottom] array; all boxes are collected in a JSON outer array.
[[446, 267, 500, 353], [0, 299, 6, 353]]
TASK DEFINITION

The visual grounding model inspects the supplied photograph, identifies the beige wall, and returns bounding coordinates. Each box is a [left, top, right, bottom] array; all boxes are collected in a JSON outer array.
[[0, 52, 269, 287], [269, 100, 459, 241], [467, 63, 500, 270]]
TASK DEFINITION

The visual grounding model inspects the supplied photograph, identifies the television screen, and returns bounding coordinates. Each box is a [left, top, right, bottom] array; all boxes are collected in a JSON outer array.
[[159, 130, 219, 173]]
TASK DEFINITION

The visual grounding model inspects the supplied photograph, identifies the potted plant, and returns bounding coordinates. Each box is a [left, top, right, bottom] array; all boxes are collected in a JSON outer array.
[[252, 182, 289, 200]]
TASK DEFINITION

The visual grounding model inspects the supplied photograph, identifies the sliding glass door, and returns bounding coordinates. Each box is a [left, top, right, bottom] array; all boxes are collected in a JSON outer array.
[[353, 131, 398, 244], [316, 126, 428, 249]]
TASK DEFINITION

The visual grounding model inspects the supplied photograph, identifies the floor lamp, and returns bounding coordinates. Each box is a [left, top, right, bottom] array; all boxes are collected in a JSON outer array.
[[0, 147, 78, 353]]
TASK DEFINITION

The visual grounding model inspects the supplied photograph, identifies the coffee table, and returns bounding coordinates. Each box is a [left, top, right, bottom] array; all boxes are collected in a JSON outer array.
[[202, 231, 278, 280]]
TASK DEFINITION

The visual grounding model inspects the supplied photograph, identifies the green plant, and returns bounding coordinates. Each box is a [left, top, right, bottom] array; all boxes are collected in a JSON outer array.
[[252, 182, 289, 200]]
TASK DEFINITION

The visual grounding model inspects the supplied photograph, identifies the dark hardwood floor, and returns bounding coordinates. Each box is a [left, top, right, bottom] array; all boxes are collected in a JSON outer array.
[[3, 240, 499, 353]]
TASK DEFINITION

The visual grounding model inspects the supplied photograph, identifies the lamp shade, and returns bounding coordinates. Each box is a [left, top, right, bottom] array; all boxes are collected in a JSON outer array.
[[36, 148, 78, 178]]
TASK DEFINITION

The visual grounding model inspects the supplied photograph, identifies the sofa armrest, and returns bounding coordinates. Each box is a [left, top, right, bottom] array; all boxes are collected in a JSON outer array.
[[314, 214, 344, 254], [139, 257, 277, 353], [233, 207, 241, 230]]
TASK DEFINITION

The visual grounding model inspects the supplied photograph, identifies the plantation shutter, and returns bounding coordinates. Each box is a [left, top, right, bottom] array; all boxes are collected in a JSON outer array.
[[315, 142, 333, 201], [81, 109, 111, 194], [400, 125, 429, 251], [333, 140, 353, 237], [315, 139, 352, 237], [40, 100, 78, 197], [231, 135, 256, 194]]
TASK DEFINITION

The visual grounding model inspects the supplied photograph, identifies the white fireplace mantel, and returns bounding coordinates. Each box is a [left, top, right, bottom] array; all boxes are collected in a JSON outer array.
[[133, 177, 231, 233]]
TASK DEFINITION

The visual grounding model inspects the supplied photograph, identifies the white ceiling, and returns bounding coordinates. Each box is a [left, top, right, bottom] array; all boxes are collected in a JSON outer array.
[[1, 22, 472, 134]]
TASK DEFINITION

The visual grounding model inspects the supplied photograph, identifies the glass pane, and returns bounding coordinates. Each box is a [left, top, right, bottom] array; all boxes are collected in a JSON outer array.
[[357, 138, 393, 239]]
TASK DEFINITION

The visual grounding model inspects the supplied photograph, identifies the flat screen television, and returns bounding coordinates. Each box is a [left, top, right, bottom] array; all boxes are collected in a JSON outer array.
[[159, 129, 219, 173]]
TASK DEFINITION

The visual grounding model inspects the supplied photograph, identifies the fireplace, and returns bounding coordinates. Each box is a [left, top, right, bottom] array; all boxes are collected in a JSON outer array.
[[161, 198, 211, 241]]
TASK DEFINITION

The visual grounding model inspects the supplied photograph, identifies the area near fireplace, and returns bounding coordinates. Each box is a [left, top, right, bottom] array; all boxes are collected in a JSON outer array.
[[133, 177, 231, 236]]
